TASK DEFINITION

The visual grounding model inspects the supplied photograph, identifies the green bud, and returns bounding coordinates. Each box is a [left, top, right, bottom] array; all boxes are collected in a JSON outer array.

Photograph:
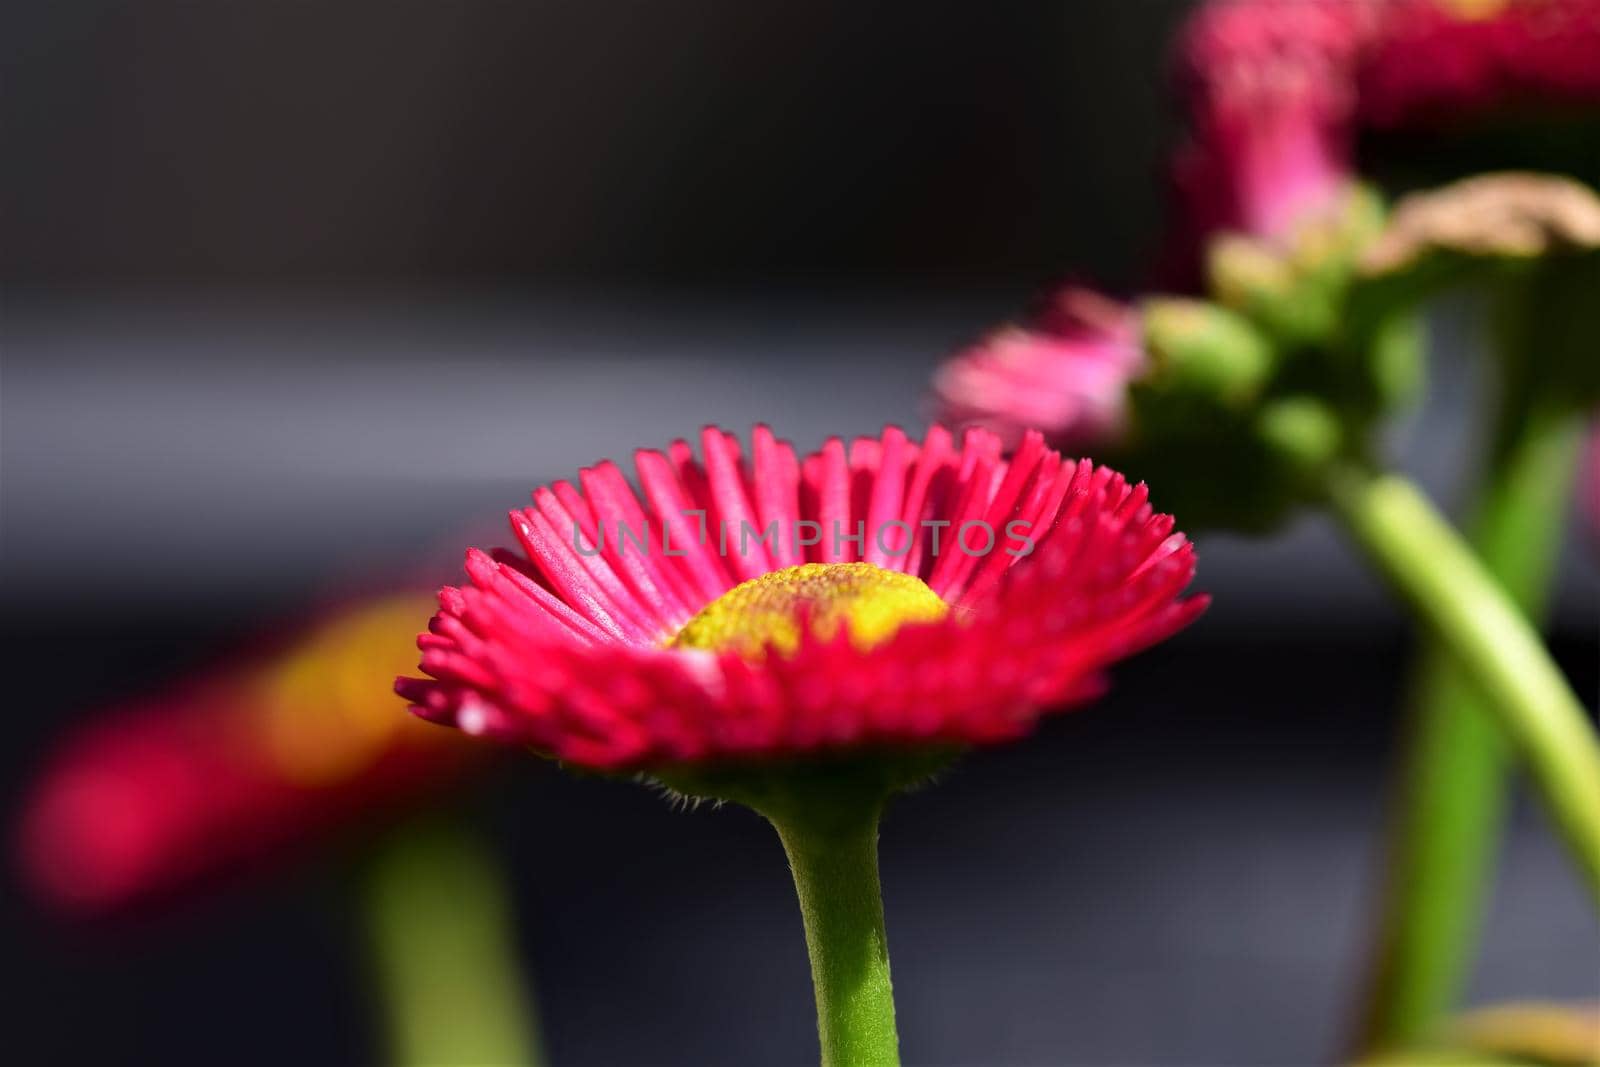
[[1140, 298, 1276, 409], [1208, 233, 1330, 343], [1257, 397, 1342, 478]]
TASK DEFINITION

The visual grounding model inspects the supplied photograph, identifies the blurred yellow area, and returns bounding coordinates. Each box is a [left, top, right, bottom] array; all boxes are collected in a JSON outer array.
[[1438, 0, 1514, 21], [253, 594, 441, 786], [1453, 1001, 1600, 1066], [1358, 1001, 1600, 1066]]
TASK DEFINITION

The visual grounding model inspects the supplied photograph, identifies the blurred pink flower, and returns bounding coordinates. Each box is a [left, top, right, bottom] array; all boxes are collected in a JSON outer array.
[[1170, 0, 1374, 258], [16, 595, 478, 916], [1360, 0, 1600, 130], [1172, 0, 1600, 255], [930, 288, 1145, 450]]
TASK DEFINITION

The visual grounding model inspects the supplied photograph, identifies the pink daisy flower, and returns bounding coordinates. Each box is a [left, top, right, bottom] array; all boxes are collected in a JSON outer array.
[[398, 425, 1206, 1063], [398, 424, 1205, 774]]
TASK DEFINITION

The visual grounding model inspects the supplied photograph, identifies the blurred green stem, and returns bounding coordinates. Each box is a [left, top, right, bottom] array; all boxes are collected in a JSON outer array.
[[1358, 408, 1581, 1051], [1327, 468, 1600, 920], [364, 817, 542, 1067]]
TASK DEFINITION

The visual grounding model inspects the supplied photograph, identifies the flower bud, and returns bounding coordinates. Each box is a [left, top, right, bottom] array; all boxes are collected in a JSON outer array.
[[1140, 298, 1275, 409], [1257, 397, 1342, 481]]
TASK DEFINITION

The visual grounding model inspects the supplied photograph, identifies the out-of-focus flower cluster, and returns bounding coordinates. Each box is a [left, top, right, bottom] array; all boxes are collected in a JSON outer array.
[[1171, 0, 1600, 279], [17, 595, 481, 916], [936, 0, 1600, 534]]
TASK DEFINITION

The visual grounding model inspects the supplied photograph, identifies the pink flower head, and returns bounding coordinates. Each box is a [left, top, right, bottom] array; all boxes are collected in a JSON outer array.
[[399, 425, 1206, 772], [931, 288, 1145, 451], [1360, 0, 1600, 130], [1172, 0, 1373, 250], [17, 595, 475, 915]]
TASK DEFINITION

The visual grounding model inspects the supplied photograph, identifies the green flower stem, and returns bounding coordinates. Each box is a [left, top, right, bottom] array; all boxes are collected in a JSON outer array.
[[364, 817, 543, 1067], [1359, 409, 1582, 1050], [662, 755, 942, 1067], [765, 799, 901, 1067], [1327, 467, 1600, 912]]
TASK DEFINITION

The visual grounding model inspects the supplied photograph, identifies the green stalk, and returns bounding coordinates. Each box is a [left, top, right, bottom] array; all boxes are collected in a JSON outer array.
[[1327, 468, 1600, 916], [765, 800, 901, 1067], [664, 755, 940, 1067], [1359, 409, 1582, 1050], [364, 817, 543, 1067]]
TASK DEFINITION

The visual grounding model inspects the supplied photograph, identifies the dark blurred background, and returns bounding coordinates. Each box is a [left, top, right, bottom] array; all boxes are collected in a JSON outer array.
[[3, 2, 1185, 287], [2, 2, 1596, 1065]]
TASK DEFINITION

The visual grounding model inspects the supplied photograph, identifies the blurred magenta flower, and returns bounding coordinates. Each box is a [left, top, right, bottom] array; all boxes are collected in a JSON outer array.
[[930, 288, 1145, 450], [17, 594, 479, 915], [1360, 0, 1600, 131], [1172, 0, 1600, 241], [1170, 0, 1372, 257]]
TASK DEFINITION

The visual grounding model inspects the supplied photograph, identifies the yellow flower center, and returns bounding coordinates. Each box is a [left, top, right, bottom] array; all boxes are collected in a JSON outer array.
[[670, 562, 949, 657]]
